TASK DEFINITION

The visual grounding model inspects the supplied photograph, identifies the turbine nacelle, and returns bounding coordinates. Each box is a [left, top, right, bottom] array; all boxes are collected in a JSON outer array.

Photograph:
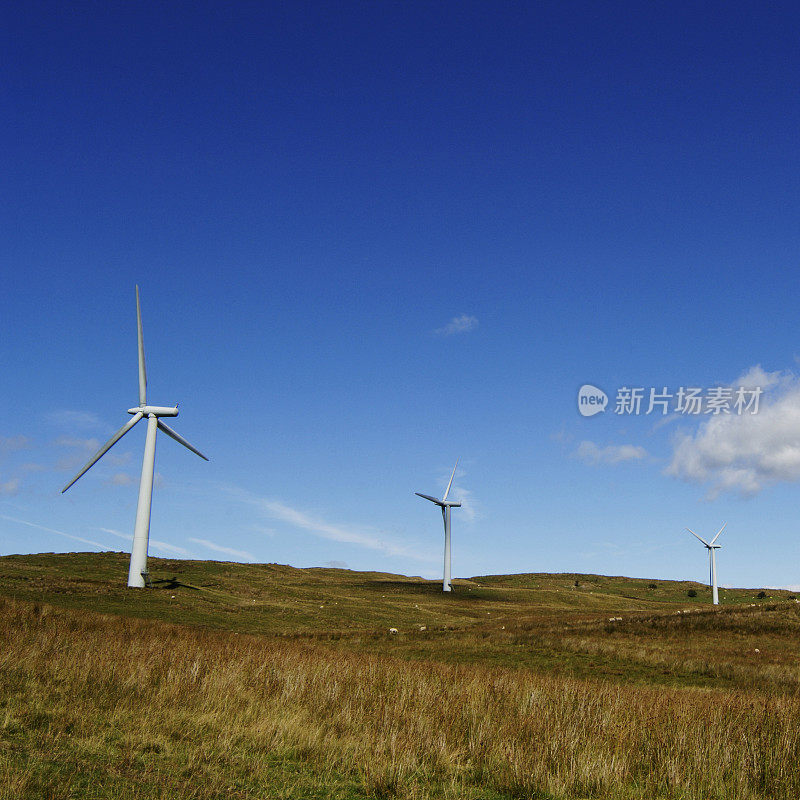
[[414, 493, 461, 508], [127, 405, 179, 417]]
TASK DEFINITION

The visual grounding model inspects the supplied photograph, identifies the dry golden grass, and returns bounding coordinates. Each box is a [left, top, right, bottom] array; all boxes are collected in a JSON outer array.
[[2, 596, 800, 799]]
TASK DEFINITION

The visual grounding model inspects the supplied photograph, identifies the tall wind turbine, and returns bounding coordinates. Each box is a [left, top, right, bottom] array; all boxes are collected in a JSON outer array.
[[416, 459, 461, 592], [685, 523, 725, 605], [62, 286, 209, 588]]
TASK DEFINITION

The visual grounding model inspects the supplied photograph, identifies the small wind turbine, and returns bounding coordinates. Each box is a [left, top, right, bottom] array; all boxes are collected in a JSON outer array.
[[685, 523, 726, 605], [416, 459, 461, 592], [62, 286, 209, 588]]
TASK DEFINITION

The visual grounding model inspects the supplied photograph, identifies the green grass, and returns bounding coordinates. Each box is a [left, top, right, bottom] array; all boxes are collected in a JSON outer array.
[[1, 552, 794, 692], [0, 551, 786, 635], [2, 552, 800, 799]]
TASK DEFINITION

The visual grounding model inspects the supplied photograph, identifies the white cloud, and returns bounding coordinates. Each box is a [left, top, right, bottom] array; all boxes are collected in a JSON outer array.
[[106, 451, 132, 467], [226, 486, 429, 561], [108, 473, 134, 486], [436, 463, 478, 522], [575, 441, 648, 465], [451, 484, 477, 522], [46, 410, 103, 429], [20, 463, 47, 473], [188, 537, 254, 561], [666, 366, 800, 498], [0, 435, 31, 454], [150, 539, 190, 556], [54, 436, 100, 451], [98, 527, 190, 556], [550, 427, 573, 444], [0, 478, 19, 495], [248, 523, 277, 537], [435, 314, 478, 336], [735, 365, 783, 391], [99, 527, 129, 540], [1, 515, 118, 551], [52, 430, 131, 478]]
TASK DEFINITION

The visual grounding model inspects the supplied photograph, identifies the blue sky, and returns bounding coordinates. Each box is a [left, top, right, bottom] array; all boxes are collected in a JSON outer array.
[[3, 1, 800, 589]]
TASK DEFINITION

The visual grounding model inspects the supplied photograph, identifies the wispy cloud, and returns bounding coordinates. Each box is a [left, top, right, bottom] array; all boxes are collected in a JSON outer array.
[[46, 410, 103, 430], [97, 527, 190, 556], [107, 473, 134, 486], [150, 539, 190, 556], [247, 523, 277, 538], [575, 440, 647, 465], [54, 436, 100, 473], [20, 463, 47, 473], [0, 435, 31, 454], [106, 451, 132, 467], [666, 364, 800, 498], [54, 436, 100, 451], [188, 537, 254, 561], [436, 463, 478, 522], [0, 478, 20, 496], [451, 484, 477, 522], [226, 486, 429, 561], [434, 314, 478, 336], [0, 514, 118, 551]]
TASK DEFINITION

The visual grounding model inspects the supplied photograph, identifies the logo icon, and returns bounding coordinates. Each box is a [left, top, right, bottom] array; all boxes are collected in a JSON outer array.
[[578, 384, 608, 417]]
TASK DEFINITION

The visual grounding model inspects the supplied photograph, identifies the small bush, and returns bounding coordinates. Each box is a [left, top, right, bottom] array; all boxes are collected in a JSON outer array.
[[687, 589, 697, 598], [757, 591, 767, 599], [788, 595, 796, 601], [648, 583, 657, 590], [574, 580, 580, 588]]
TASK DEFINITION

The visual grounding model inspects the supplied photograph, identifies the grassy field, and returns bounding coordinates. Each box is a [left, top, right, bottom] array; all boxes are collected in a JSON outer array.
[[1, 552, 799, 798]]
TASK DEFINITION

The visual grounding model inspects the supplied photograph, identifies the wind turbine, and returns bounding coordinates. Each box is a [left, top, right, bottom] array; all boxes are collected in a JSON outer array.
[[685, 523, 725, 605], [62, 286, 209, 588], [416, 459, 461, 592]]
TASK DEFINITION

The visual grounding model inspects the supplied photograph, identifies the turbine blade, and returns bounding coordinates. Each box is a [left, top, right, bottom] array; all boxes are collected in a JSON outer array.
[[685, 527, 710, 547], [62, 412, 143, 493], [157, 420, 209, 461], [415, 492, 444, 506], [710, 522, 727, 544], [136, 285, 147, 406], [442, 457, 459, 501]]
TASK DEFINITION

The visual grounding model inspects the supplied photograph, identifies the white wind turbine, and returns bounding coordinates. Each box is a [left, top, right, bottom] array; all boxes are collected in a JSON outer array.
[[62, 286, 209, 588], [416, 459, 461, 592], [685, 523, 726, 605]]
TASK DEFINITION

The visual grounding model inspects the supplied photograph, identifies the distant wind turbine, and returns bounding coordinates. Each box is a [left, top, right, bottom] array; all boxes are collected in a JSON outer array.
[[685, 523, 725, 605], [416, 459, 461, 592], [62, 286, 209, 588]]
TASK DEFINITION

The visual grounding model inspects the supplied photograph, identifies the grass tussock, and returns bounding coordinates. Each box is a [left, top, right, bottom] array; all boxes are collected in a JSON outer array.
[[2, 596, 800, 799]]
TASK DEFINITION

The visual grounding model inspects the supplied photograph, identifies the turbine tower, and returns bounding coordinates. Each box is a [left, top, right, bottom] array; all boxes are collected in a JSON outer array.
[[416, 459, 461, 592], [685, 523, 725, 605], [62, 286, 209, 588]]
